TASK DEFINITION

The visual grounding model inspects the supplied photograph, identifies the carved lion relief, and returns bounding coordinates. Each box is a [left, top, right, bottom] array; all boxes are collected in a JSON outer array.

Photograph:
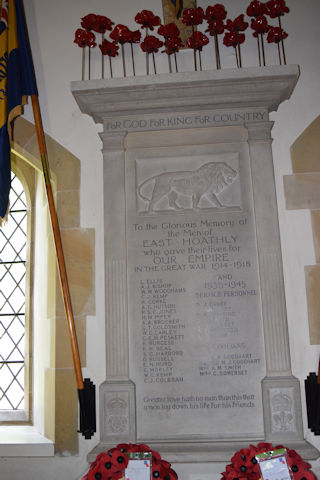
[[137, 161, 240, 214]]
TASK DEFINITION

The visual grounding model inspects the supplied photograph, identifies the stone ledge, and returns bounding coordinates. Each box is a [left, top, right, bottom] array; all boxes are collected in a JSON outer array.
[[72, 65, 299, 125], [88, 439, 319, 463]]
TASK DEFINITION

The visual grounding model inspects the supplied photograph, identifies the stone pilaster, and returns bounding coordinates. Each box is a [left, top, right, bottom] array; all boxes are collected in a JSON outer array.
[[96, 131, 136, 452], [246, 121, 307, 450]]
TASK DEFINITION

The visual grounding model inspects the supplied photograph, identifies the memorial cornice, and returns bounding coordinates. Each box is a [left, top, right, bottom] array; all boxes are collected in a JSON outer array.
[[71, 65, 299, 124]]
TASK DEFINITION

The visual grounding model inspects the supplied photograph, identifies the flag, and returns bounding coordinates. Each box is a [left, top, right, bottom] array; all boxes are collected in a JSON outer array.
[[0, 0, 37, 224], [167, 0, 183, 19]]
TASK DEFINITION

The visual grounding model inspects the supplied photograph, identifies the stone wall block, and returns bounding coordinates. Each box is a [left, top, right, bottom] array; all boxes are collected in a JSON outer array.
[[55, 368, 78, 454], [57, 190, 80, 228], [284, 173, 320, 210], [311, 210, 320, 263], [305, 265, 320, 345], [291, 116, 320, 173], [54, 316, 86, 369], [56, 228, 95, 317]]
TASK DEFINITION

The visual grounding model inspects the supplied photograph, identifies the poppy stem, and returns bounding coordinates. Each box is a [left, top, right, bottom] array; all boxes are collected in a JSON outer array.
[[234, 46, 239, 68], [174, 52, 178, 72], [101, 33, 104, 79], [257, 36, 261, 67], [213, 33, 218, 69], [214, 33, 221, 69], [121, 44, 126, 77], [168, 54, 172, 73], [277, 42, 282, 65], [261, 34, 266, 66], [198, 50, 202, 71], [152, 52, 156, 74], [192, 26, 197, 71], [82, 48, 85, 81], [88, 47, 91, 80], [109, 56, 113, 78], [130, 43, 135, 76], [145, 27, 149, 75], [238, 45, 242, 68], [278, 16, 287, 65]]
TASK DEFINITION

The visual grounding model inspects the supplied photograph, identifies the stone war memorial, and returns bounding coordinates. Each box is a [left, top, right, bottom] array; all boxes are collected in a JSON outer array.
[[72, 65, 318, 462]]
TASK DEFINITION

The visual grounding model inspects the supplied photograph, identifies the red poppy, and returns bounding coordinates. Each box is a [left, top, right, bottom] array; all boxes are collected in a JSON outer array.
[[226, 14, 248, 32], [267, 25, 288, 42], [266, 0, 289, 17], [204, 4, 227, 22], [135, 10, 161, 30], [141, 35, 164, 53], [251, 16, 270, 36], [167, 468, 178, 480], [158, 22, 180, 39], [286, 455, 311, 473], [163, 37, 183, 54], [128, 29, 141, 44], [110, 24, 131, 44], [136, 443, 152, 452], [108, 448, 129, 469], [256, 442, 274, 452], [113, 471, 126, 480], [246, 444, 260, 469], [86, 452, 105, 474], [231, 451, 260, 479], [151, 450, 162, 463], [223, 31, 245, 47], [247, 0, 268, 18], [99, 39, 119, 57], [286, 448, 304, 463], [74, 28, 96, 48], [182, 7, 204, 26], [186, 31, 209, 51], [222, 465, 248, 480], [206, 19, 225, 36], [230, 448, 250, 465], [88, 453, 120, 480], [81, 13, 97, 31], [92, 15, 114, 34], [293, 470, 317, 480], [151, 458, 163, 479]]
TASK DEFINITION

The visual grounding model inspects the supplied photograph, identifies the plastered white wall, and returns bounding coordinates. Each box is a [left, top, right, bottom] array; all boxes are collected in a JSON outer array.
[[1, 1, 319, 479]]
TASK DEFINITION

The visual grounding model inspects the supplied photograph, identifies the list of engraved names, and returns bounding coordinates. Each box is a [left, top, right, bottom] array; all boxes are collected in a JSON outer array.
[[127, 213, 265, 439]]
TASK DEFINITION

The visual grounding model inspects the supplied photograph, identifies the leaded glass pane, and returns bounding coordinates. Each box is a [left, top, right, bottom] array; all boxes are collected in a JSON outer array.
[[0, 173, 27, 412]]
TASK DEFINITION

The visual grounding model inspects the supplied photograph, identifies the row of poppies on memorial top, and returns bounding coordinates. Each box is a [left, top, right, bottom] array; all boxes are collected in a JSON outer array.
[[74, 0, 290, 79]]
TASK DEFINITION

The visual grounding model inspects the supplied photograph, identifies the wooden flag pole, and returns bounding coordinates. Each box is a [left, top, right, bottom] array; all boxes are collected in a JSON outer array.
[[31, 94, 96, 439]]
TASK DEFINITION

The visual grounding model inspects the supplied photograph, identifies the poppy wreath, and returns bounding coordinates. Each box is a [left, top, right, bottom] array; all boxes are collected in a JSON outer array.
[[82, 443, 178, 480], [221, 443, 317, 480]]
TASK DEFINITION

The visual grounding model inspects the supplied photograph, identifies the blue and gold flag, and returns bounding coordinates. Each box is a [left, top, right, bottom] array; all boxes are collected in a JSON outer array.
[[0, 0, 37, 223], [167, 0, 183, 18]]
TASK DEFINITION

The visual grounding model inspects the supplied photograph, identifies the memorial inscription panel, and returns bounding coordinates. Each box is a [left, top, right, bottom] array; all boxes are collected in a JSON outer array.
[[126, 139, 266, 441]]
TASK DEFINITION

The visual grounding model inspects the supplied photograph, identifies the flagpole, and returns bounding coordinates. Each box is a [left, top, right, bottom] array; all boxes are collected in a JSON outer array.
[[31, 94, 96, 439]]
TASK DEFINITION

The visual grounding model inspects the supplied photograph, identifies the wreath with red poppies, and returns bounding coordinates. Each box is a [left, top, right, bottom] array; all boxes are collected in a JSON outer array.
[[82, 443, 177, 480], [222, 443, 316, 480]]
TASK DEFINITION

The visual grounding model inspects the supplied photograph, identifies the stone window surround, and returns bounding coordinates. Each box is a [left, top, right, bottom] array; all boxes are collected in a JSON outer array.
[[0, 117, 95, 456]]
